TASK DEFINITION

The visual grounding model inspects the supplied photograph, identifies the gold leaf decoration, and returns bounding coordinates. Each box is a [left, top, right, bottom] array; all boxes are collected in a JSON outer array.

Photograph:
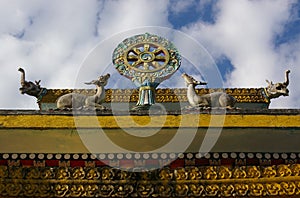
[[0, 165, 300, 197]]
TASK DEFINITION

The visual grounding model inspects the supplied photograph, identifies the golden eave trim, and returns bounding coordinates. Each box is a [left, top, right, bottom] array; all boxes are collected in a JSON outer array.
[[2, 176, 300, 184], [40, 88, 270, 103], [0, 114, 299, 129], [1, 165, 300, 197]]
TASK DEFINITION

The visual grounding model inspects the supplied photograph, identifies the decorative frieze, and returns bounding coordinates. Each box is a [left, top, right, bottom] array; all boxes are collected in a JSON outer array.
[[40, 88, 269, 104], [1, 164, 300, 197]]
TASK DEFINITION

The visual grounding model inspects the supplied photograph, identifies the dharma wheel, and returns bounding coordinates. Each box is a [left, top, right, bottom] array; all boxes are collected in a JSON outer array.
[[112, 33, 181, 109]]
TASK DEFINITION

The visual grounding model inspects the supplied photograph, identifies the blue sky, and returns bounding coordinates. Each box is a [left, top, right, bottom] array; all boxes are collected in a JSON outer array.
[[0, 0, 299, 109]]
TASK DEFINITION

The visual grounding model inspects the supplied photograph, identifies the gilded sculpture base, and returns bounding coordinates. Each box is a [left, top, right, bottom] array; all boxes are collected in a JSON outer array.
[[38, 88, 271, 111]]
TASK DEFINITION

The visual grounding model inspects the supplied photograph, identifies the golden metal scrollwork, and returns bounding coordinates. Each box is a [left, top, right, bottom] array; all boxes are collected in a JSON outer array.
[[218, 166, 232, 179], [291, 164, 300, 175], [175, 184, 189, 197], [249, 183, 264, 196], [263, 166, 277, 178], [23, 183, 38, 196], [85, 184, 99, 197], [1, 164, 300, 197], [38, 184, 52, 197], [101, 167, 114, 180], [99, 184, 114, 197], [247, 166, 261, 178], [174, 167, 188, 180], [233, 166, 247, 178], [0, 166, 8, 178], [86, 167, 100, 180], [282, 182, 297, 195], [189, 184, 204, 196], [204, 166, 217, 180], [9, 167, 23, 179], [156, 184, 173, 197], [277, 164, 292, 177], [136, 183, 154, 197], [57, 167, 70, 180], [40, 88, 269, 104], [220, 184, 235, 197], [158, 167, 173, 180], [234, 183, 249, 196], [72, 167, 85, 179], [5, 183, 22, 197], [266, 182, 281, 196], [205, 184, 219, 196], [70, 184, 85, 197], [55, 184, 69, 197], [26, 167, 40, 179], [114, 184, 134, 197], [187, 166, 202, 180]]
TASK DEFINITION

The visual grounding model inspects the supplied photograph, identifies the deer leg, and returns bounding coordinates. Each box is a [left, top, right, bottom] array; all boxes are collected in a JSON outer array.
[[192, 103, 210, 110], [195, 99, 210, 108], [84, 103, 106, 110], [225, 106, 234, 110], [94, 103, 106, 110]]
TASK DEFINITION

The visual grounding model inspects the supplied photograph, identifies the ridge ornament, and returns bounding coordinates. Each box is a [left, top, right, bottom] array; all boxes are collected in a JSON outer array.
[[113, 33, 181, 110]]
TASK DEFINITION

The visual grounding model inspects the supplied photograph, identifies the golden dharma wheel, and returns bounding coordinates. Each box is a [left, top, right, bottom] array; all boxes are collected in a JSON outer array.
[[124, 42, 170, 73], [112, 33, 181, 84]]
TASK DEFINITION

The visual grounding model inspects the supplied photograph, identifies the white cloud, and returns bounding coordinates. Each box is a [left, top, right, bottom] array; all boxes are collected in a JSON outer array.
[[271, 36, 300, 108], [169, 0, 195, 14], [95, 0, 171, 38], [0, 0, 299, 109], [0, 0, 172, 109], [181, 0, 299, 108], [0, 0, 103, 108]]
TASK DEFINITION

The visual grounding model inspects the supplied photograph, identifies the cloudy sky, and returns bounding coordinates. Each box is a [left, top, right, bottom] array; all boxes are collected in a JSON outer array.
[[0, 0, 299, 109]]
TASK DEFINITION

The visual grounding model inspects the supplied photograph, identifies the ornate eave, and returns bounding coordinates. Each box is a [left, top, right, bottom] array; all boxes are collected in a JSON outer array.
[[0, 109, 299, 129], [41, 88, 269, 103], [1, 164, 300, 197], [0, 110, 300, 197], [38, 88, 270, 110]]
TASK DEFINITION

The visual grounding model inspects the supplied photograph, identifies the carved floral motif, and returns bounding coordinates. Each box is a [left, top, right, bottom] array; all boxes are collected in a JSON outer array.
[[40, 88, 270, 104], [1, 164, 300, 197]]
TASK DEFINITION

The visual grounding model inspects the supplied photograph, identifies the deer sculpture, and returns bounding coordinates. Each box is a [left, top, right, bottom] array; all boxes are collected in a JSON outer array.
[[18, 68, 47, 100], [264, 70, 290, 99], [181, 73, 236, 109], [56, 74, 110, 110]]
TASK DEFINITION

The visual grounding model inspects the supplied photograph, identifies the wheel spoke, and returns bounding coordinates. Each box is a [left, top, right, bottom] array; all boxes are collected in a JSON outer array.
[[151, 61, 160, 68], [127, 55, 138, 60], [132, 47, 141, 55], [144, 44, 150, 52], [132, 59, 142, 67], [114, 33, 181, 79], [143, 62, 149, 70], [152, 47, 162, 54], [155, 56, 166, 61]]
